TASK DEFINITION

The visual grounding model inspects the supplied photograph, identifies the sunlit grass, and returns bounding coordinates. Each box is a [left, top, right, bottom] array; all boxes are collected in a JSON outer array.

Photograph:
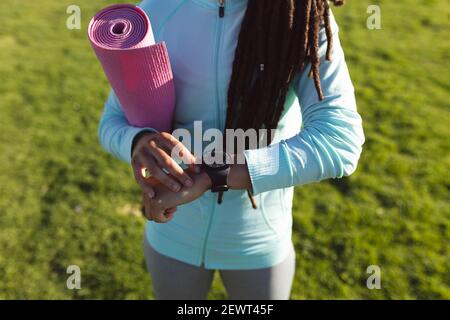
[[0, 0, 448, 299]]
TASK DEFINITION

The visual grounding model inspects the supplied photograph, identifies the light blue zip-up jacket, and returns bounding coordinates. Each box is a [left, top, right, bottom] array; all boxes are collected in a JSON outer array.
[[98, 0, 365, 269]]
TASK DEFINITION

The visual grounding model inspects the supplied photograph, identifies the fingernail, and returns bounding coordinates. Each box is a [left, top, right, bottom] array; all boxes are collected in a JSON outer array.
[[172, 184, 181, 192], [148, 190, 155, 199], [185, 179, 193, 187]]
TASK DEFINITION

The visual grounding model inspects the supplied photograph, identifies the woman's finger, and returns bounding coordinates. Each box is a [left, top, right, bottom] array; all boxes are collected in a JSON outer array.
[[151, 211, 173, 223], [163, 212, 175, 221], [142, 194, 154, 221], [165, 207, 177, 215], [144, 196, 176, 223], [141, 193, 152, 220], [138, 149, 182, 193], [143, 195, 166, 222], [132, 156, 156, 198], [157, 132, 200, 172], [149, 140, 193, 187]]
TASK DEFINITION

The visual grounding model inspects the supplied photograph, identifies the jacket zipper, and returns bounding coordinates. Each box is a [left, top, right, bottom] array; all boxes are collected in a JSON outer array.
[[218, 0, 225, 18], [200, 0, 226, 267]]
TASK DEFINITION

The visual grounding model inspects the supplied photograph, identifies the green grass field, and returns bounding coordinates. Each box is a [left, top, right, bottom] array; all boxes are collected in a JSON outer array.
[[0, 0, 448, 299]]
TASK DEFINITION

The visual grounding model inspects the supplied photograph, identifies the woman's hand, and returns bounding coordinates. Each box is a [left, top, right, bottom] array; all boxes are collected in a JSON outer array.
[[131, 131, 199, 198], [142, 171, 212, 223]]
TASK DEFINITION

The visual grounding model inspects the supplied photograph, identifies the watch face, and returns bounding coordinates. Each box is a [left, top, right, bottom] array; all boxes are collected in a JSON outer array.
[[203, 150, 232, 168]]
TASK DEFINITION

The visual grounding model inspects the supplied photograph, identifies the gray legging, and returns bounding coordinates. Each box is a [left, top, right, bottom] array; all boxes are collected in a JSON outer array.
[[143, 237, 296, 300]]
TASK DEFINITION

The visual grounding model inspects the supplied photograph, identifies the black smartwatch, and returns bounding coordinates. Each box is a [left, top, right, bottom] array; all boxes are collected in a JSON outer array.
[[202, 150, 232, 193]]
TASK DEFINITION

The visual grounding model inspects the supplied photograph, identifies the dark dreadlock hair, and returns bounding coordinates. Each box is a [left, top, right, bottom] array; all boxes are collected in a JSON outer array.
[[225, 0, 345, 143], [220, 0, 345, 208]]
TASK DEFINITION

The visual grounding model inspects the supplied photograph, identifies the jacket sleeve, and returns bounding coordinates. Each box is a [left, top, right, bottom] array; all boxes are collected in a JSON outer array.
[[98, 90, 156, 164], [244, 14, 365, 196]]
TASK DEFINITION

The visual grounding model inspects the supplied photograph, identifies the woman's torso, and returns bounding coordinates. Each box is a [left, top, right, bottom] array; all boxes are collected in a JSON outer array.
[[141, 0, 301, 269]]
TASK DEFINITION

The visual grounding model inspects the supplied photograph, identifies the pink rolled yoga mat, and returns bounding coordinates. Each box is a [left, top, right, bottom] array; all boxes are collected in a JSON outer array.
[[88, 4, 175, 131]]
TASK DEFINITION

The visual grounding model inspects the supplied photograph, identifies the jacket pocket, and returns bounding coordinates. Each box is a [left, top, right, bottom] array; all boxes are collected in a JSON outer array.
[[260, 187, 294, 238]]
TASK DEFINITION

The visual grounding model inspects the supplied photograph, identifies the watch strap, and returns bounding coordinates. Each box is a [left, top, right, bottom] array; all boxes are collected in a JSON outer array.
[[202, 164, 230, 194]]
